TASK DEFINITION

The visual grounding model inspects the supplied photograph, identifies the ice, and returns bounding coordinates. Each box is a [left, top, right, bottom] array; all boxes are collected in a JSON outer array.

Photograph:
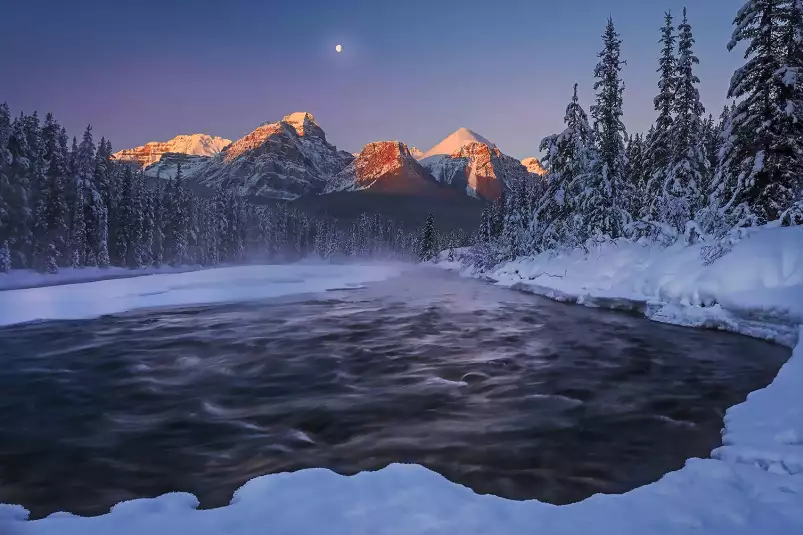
[[0, 263, 404, 327]]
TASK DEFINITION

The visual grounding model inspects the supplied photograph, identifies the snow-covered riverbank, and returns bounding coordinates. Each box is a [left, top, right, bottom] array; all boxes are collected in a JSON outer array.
[[0, 263, 406, 327], [2, 230, 802, 534], [0, 265, 206, 292]]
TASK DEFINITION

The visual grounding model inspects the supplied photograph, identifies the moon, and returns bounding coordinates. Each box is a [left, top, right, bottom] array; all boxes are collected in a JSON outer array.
[[335, 44, 342, 53]]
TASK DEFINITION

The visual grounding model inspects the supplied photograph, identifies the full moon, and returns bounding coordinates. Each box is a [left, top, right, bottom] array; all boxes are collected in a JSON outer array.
[[335, 44, 342, 53]]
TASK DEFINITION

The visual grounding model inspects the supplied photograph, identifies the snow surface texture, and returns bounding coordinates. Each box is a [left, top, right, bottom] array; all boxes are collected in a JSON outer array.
[[3, 228, 803, 534], [0, 264, 403, 328], [420, 127, 496, 159]]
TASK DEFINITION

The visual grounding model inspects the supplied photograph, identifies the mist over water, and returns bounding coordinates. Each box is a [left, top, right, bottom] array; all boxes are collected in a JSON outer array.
[[0, 268, 789, 518]]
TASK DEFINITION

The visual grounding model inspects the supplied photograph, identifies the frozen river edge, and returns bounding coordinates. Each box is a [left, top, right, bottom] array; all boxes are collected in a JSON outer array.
[[2, 229, 803, 534]]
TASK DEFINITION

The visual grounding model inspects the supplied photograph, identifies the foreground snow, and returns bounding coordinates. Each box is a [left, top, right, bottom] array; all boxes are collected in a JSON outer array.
[[2, 231, 803, 534], [0, 263, 404, 327]]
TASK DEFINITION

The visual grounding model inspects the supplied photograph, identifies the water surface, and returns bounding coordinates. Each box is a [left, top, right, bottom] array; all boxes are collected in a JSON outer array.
[[0, 268, 789, 517]]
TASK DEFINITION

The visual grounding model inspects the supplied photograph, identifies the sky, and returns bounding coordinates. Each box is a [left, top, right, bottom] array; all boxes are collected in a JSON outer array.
[[1, 0, 743, 159]]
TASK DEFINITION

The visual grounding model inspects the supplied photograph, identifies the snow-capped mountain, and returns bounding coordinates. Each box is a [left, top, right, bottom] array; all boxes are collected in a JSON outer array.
[[418, 128, 539, 201], [113, 134, 231, 168], [326, 141, 439, 195], [409, 146, 425, 159], [522, 157, 547, 175], [419, 127, 496, 160], [186, 112, 354, 200]]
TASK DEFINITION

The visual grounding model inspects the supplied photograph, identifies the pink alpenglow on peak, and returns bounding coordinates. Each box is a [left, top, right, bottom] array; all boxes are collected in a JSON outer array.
[[521, 157, 547, 175], [112, 134, 232, 168], [421, 127, 496, 160]]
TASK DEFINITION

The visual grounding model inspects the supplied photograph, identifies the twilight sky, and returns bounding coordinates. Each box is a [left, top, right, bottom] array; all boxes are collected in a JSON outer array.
[[1, 0, 742, 159]]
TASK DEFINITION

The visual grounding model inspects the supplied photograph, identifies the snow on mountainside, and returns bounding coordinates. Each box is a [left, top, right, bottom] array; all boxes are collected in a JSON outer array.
[[422, 142, 538, 201], [409, 146, 425, 159], [186, 113, 354, 200], [420, 127, 496, 160], [325, 141, 438, 195], [113, 134, 231, 168], [144, 153, 210, 180], [522, 157, 547, 175]]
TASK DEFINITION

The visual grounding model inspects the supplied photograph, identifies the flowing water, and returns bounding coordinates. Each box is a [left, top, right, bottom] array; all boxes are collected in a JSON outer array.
[[0, 268, 789, 518]]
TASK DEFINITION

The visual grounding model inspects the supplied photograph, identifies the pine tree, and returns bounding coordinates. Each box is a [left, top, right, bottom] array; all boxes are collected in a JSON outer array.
[[37, 113, 69, 272], [3, 114, 34, 268], [715, 0, 803, 224], [418, 213, 436, 261], [664, 7, 707, 233], [587, 18, 629, 239], [624, 133, 648, 217], [0, 240, 10, 273], [646, 11, 677, 220], [537, 83, 596, 249]]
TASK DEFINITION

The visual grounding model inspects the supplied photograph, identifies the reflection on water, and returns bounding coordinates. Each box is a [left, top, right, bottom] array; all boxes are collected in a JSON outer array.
[[0, 269, 789, 518]]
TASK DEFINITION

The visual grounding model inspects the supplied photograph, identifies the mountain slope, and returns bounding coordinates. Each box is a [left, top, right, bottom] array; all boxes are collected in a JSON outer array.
[[326, 141, 444, 195], [187, 113, 353, 200], [113, 134, 231, 168], [422, 142, 538, 201]]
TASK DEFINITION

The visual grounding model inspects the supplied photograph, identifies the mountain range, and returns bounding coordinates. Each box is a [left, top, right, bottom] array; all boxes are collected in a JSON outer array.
[[113, 113, 546, 228]]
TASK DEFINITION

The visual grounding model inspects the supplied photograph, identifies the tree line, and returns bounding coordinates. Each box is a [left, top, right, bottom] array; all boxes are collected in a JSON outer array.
[[0, 110, 453, 273], [474, 2, 803, 267]]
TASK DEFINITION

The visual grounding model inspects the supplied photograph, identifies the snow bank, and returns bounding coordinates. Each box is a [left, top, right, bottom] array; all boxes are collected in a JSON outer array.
[[0, 265, 203, 292], [0, 263, 404, 327], [448, 226, 803, 346], [3, 230, 803, 534]]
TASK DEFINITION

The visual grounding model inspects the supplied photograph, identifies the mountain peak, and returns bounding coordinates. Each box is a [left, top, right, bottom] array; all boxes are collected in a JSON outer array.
[[112, 133, 232, 168], [421, 127, 496, 159], [282, 111, 325, 140], [522, 157, 547, 175]]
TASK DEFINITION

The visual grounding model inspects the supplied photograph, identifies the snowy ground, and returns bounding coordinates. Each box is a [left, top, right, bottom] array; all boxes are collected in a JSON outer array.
[[2, 230, 803, 534], [0, 265, 205, 292], [0, 263, 405, 327]]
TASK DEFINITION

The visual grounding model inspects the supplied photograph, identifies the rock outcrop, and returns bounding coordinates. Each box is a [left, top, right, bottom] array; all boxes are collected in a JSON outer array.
[[326, 141, 439, 195]]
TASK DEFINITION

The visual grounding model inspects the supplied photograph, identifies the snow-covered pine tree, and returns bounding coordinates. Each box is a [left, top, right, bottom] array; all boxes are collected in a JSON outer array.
[[69, 184, 86, 268], [664, 7, 707, 234], [587, 17, 629, 239], [38, 113, 69, 272], [0, 104, 11, 262], [624, 133, 648, 218], [645, 11, 677, 221], [0, 240, 10, 273], [167, 162, 189, 266], [115, 164, 133, 267], [417, 213, 436, 261], [537, 83, 596, 250], [715, 0, 803, 225], [4, 114, 34, 268]]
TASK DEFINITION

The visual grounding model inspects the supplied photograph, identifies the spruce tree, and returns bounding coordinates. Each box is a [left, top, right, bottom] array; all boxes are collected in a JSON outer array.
[[538, 83, 596, 249], [646, 11, 677, 220], [587, 18, 629, 238], [38, 113, 69, 272], [0, 240, 10, 273], [664, 7, 707, 232], [716, 0, 803, 224], [418, 213, 436, 261]]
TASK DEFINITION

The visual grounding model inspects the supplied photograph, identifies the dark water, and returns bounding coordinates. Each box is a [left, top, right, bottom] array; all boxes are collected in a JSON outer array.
[[0, 268, 789, 518]]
